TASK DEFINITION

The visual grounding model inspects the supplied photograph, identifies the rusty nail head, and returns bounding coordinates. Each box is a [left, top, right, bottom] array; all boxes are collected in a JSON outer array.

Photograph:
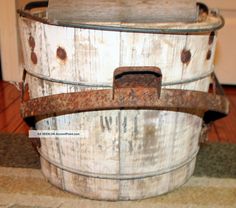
[[206, 50, 212, 60], [57, 47, 67, 61], [209, 32, 215, 45], [181, 49, 191, 64], [31, 52, 37, 64], [28, 36, 35, 50]]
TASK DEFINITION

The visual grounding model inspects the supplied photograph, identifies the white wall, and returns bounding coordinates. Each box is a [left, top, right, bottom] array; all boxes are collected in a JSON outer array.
[[203, 0, 236, 84], [0, 0, 45, 82], [0, 0, 21, 81]]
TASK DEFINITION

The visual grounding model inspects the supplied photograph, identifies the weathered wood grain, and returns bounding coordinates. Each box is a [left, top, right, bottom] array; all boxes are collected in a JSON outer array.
[[18, 9, 219, 200], [19, 18, 215, 86], [41, 156, 196, 200], [48, 0, 198, 24]]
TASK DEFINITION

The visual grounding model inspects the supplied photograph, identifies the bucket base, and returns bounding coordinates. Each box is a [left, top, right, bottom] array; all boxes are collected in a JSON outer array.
[[40, 156, 196, 201]]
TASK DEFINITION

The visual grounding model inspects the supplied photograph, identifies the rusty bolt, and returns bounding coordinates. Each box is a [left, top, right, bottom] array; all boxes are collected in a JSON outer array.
[[181, 49, 191, 64], [206, 50, 212, 60], [31, 52, 37, 64], [56, 47, 67, 61], [28, 36, 35, 50], [209, 32, 215, 45]]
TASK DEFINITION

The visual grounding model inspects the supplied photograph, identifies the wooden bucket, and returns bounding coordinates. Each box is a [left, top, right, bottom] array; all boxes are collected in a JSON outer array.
[[18, 2, 228, 200]]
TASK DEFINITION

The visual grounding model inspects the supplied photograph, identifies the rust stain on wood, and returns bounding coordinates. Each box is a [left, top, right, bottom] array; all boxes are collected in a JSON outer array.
[[181, 49, 191, 64], [56, 47, 67, 62], [31, 51, 37, 64], [28, 35, 35, 50], [206, 50, 212, 60], [209, 31, 215, 45]]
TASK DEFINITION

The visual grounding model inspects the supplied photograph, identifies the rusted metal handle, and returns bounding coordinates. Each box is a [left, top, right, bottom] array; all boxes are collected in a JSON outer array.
[[20, 67, 229, 128], [113, 67, 162, 99], [24, 1, 48, 11]]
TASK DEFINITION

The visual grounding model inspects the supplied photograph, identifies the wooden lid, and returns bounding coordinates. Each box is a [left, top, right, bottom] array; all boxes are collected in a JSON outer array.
[[48, 0, 198, 24]]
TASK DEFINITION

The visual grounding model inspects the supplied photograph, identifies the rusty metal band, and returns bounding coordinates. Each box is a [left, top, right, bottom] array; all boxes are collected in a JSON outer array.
[[38, 147, 199, 180], [23, 68, 213, 88], [21, 87, 229, 127]]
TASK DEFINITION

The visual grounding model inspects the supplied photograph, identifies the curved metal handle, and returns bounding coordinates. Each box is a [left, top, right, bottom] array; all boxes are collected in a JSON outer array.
[[20, 67, 229, 128], [24, 1, 48, 11], [113, 66, 162, 99]]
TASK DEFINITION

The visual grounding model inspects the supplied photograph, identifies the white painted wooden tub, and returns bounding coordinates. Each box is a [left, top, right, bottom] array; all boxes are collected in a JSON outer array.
[[18, 4, 224, 200]]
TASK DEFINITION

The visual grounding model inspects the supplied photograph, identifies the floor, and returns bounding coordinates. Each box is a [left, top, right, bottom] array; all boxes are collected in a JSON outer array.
[[0, 80, 236, 143], [0, 167, 235, 208]]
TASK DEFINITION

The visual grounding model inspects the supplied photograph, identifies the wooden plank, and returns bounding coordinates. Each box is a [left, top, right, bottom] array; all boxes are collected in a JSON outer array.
[[13, 121, 29, 134], [0, 81, 10, 90], [0, 83, 20, 112], [207, 86, 236, 143], [208, 124, 219, 143], [48, 0, 198, 24], [213, 92, 236, 143], [0, 81, 24, 133], [1, 115, 24, 133], [0, 99, 22, 132], [224, 85, 236, 96]]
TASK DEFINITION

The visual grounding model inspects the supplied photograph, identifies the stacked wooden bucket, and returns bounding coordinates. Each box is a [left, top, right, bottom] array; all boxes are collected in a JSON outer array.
[[18, 0, 228, 200]]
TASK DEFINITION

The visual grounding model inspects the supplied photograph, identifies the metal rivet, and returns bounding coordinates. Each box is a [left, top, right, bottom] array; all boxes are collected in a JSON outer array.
[[206, 50, 212, 60], [31, 52, 37, 64], [209, 32, 215, 45], [56, 47, 67, 61], [28, 36, 35, 50], [181, 49, 191, 64]]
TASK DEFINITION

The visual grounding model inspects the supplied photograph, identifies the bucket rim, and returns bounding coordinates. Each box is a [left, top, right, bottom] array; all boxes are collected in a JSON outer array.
[[17, 4, 224, 34]]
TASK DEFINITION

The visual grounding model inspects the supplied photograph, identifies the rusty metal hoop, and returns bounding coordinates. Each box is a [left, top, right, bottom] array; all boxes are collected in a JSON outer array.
[[21, 67, 229, 129]]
